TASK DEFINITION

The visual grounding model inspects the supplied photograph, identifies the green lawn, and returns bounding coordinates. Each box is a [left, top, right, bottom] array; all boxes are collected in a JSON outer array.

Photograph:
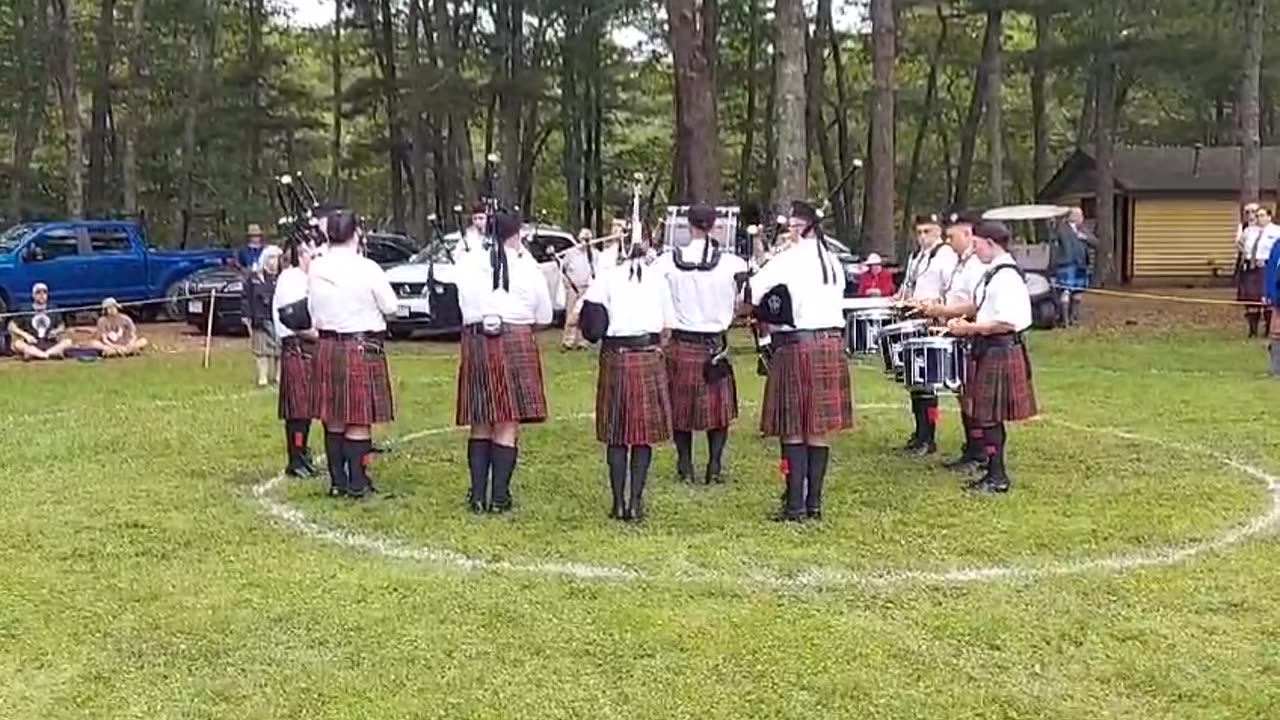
[[2, 322, 1278, 719]]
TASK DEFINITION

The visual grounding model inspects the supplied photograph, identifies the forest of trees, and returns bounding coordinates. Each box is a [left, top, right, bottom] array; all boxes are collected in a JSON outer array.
[[0, 0, 1275, 276]]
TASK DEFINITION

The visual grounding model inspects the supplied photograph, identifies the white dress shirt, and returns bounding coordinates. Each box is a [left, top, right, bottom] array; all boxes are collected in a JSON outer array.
[[911, 240, 960, 302], [452, 227, 490, 263], [457, 244, 554, 326], [1250, 223, 1280, 264], [584, 260, 675, 337], [749, 235, 847, 331], [974, 253, 1032, 332], [944, 249, 988, 306], [308, 244, 398, 333], [1237, 224, 1262, 257], [655, 238, 749, 333], [272, 266, 309, 339]]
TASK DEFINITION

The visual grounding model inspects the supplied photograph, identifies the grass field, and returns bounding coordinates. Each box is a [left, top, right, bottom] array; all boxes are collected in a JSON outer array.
[[2, 302, 1279, 719]]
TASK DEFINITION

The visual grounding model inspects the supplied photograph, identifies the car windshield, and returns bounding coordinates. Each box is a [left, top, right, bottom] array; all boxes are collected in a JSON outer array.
[[0, 224, 37, 252]]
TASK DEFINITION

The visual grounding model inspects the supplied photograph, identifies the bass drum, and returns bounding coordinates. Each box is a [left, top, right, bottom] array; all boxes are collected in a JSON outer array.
[[1025, 270, 1059, 329]]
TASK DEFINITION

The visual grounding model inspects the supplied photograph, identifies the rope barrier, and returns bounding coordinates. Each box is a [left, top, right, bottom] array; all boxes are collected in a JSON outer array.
[[0, 289, 221, 321], [1052, 284, 1265, 307]]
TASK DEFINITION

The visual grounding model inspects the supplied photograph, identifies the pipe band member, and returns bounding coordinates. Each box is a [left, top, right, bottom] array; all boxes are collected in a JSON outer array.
[[946, 220, 1039, 494], [750, 200, 853, 522], [653, 202, 749, 485], [902, 212, 959, 457], [923, 209, 988, 472], [274, 238, 319, 479], [1239, 205, 1280, 337], [581, 234, 675, 522], [455, 212, 554, 514], [308, 210, 399, 500]]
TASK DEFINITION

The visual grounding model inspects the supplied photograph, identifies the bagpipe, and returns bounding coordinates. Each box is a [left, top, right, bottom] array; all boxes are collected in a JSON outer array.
[[273, 173, 326, 251]]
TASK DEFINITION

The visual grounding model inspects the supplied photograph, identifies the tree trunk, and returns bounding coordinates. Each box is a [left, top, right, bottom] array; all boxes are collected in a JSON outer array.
[[735, 0, 759, 207], [247, 0, 263, 194], [9, 0, 49, 219], [667, 0, 722, 202], [87, 0, 116, 215], [984, 8, 1004, 205], [1094, 2, 1117, 285], [330, 0, 342, 198], [954, 10, 996, 209], [494, 0, 525, 206], [561, 2, 584, 230], [773, 0, 807, 211], [49, 0, 85, 218], [407, 0, 431, 242], [867, 0, 894, 257], [828, 21, 855, 243], [1239, 0, 1264, 205], [1075, 66, 1096, 147], [808, 0, 848, 241], [901, 5, 947, 239], [1031, 3, 1050, 198], [761, 43, 778, 208], [378, 0, 405, 230], [119, 0, 146, 213]]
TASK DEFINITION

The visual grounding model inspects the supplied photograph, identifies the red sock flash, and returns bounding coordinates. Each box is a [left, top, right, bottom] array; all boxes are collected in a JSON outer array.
[[927, 406, 940, 425]]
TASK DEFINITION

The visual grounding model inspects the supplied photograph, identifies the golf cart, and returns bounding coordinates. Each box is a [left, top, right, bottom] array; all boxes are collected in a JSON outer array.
[[981, 204, 1069, 330]]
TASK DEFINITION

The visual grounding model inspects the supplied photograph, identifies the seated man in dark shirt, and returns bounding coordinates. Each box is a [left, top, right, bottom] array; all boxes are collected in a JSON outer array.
[[9, 283, 72, 360]]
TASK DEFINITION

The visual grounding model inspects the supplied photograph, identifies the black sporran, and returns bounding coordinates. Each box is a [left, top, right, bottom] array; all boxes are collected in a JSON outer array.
[[277, 298, 312, 332], [703, 343, 733, 383]]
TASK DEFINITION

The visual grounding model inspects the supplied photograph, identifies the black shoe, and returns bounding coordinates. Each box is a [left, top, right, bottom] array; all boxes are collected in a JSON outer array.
[[806, 509, 823, 521], [906, 442, 937, 458], [300, 453, 318, 475], [488, 502, 512, 515], [900, 436, 922, 451], [327, 486, 346, 498], [609, 502, 627, 520], [625, 498, 645, 523], [676, 473, 693, 484], [967, 474, 1011, 494], [285, 457, 312, 478], [771, 510, 805, 523], [943, 456, 984, 473], [705, 472, 726, 485], [468, 500, 486, 514]]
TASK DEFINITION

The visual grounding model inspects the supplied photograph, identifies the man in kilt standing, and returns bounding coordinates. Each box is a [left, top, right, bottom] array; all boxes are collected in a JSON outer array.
[[273, 238, 318, 478], [654, 203, 749, 484], [946, 220, 1038, 494], [308, 211, 399, 499], [922, 210, 988, 473], [749, 201, 853, 522], [901, 213, 959, 457], [581, 242, 675, 521], [455, 213, 553, 514]]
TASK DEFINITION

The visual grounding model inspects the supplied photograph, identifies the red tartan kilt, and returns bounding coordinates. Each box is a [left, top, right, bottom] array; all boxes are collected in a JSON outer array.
[[1237, 267, 1264, 302], [596, 346, 672, 445], [455, 326, 548, 426], [277, 339, 316, 420], [759, 332, 854, 438], [666, 336, 738, 431], [312, 336, 395, 426], [961, 345, 1038, 424]]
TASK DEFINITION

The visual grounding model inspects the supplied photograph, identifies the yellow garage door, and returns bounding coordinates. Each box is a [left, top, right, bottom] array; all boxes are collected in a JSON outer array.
[[1132, 198, 1239, 278]]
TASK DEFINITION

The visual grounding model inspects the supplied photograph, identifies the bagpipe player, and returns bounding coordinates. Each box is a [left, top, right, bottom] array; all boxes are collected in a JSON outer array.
[[273, 238, 320, 479]]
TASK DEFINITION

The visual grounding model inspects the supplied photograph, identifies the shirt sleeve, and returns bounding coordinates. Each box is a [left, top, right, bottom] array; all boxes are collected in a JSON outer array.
[[369, 262, 399, 316], [658, 275, 676, 330], [583, 269, 608, 305], [532, 263, 554, 325], [986, 270, 1032, 331], [749, 257, 782, 305]]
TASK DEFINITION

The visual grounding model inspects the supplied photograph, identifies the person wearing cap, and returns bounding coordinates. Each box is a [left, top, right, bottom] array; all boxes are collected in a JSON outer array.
[[90, 298, 149, 357], [581, 226, 675, 521], [560, 226, 619, 350], [899, 213, 960, 457], [238, 224, 267, 270], [309, 211, 399, 500], [923, 210, 988, 472], [654, 202, 749, 485], [274, 239, 319, 478], [854, 253, 895, 297], [749, 200, 852, 522], [242, 245, 283, 387], [946, 220, 1038, 494], [455, 212, 554, 514], [9, 284, 72, 360]]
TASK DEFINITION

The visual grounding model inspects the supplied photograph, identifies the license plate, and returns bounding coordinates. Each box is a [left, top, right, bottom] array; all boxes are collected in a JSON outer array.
[[189, 300, 203, 313], [395, 306, 410, 318]]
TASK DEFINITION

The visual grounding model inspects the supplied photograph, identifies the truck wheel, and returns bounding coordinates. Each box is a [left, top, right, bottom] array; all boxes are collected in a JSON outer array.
[[163, 281, 187, 321]]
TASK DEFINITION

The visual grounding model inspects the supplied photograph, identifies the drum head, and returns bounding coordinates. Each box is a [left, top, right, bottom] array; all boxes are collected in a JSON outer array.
[[853, 308, 897, 321], [1025, 271, 1052, 296]]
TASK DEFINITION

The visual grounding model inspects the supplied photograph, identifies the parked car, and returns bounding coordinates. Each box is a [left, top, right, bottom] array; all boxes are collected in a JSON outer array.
[[183, 232, 417, 335], [384, 226, 573, 338], [0, 221, 233, 318]]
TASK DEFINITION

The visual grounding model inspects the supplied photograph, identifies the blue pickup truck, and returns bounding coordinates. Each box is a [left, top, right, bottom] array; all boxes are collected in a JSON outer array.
[[0, 221, 234, 318]]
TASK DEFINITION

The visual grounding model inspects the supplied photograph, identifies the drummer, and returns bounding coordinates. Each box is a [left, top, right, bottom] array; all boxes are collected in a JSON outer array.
[[900, 213, 959, 456], [922, 210, 988, 472]]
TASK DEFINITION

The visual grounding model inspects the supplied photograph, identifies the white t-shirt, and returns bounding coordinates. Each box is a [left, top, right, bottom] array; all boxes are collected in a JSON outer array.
[[974, 254, 1032, 332], [654, 239, 749, 333], [308, 245, 398, 333], [456, 244, 553, 326], [945, 249, 987, 307], [583, 260, 675, 337], [910, 240, 960, 303], [748, 236, 846, 331]]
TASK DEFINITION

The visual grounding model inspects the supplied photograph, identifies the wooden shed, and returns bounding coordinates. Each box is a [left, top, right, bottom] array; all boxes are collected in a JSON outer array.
[[1037, 145, 1280, 284]]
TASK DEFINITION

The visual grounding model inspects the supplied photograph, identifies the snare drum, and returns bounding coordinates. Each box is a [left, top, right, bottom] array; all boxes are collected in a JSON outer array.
[[902, 336, 968, 394], [846, 308, 898, 355], [877, 319, 930, 380]]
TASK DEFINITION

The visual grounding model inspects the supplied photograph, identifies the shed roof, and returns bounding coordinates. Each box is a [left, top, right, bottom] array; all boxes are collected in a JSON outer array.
[[1038, 145, 1280, 200]]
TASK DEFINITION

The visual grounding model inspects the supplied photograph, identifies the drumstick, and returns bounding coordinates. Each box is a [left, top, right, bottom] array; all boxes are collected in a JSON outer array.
[[203, 289, 217, 369]]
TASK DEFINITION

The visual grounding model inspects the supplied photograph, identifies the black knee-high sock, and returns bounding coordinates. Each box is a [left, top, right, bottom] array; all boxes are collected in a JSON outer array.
[[490, 444, 518, 509], [959, 412, 973, 458], [467, 439, 493, 506], [629, 445, 653, 515], [606, 445, 628, 516], [674, 431, 694, 479], [984, 424, 1007, 477], [919, 394, 938, 445], [706, 428, 728, 480], [343, 438, 374, 496], [908, 395, 924, 442], [805, 445, 830, 514], [284, 421, 300, 467], [781, 443, 808, 517], [1247, 311, 1261, 337], [324, 430, 347, 492]]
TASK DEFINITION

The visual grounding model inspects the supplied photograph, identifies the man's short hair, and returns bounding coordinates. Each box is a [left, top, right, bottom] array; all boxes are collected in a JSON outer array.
[[687, 203, 717, 232], [494, 213, 523, 242], [327, 211, 359, 244], [974, 220, 1012, 248]]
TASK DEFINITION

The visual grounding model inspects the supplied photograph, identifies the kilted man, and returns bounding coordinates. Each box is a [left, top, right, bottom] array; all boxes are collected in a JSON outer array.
[[946, 220, 1038, 494], [581, 244, 675, 521], [902, 213, 959, 456], [1237, 206, 1280, 337], [273, 239, 318, 478], [654, 202, 749, 484], [455, 213, 553, 514], [923, 210, 988, 472], [308, 211, 399, 499], [749, 200, 853, 522]]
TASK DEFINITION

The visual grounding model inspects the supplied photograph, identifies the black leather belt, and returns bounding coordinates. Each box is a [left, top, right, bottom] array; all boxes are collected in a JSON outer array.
[[281, 336, 313, 348], [462, 322, 532, 335], [671, 329, 724, 343], [602, 334, 660, 349], [971, 332, 1023, 351], [318, 330, 385, 341], [772, 328, 843, 348]]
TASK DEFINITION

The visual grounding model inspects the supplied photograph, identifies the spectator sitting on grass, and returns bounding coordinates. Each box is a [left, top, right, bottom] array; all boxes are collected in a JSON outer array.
[[89, 298, 149, 357], [8, 283, 72, 361]]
